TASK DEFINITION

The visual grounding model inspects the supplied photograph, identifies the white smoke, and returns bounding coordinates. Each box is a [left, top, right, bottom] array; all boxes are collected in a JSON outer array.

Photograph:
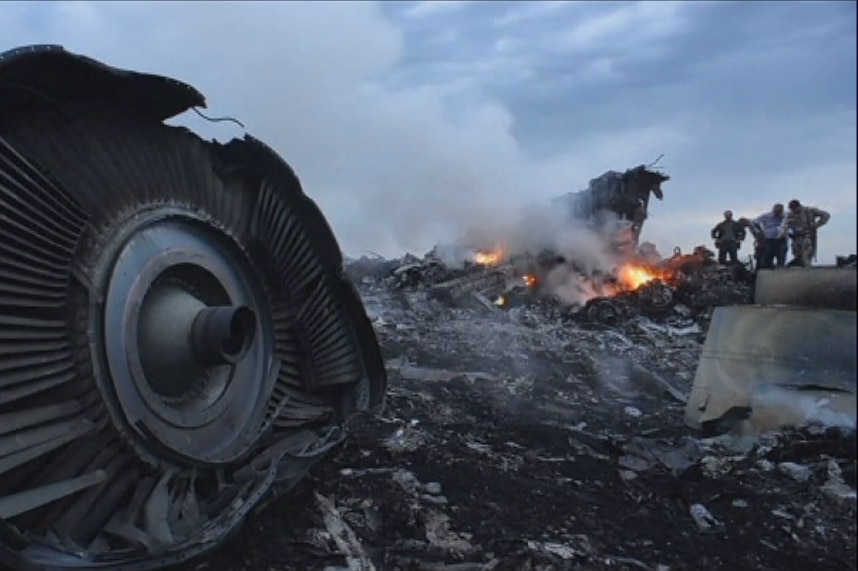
[[750, 384, 856, 432], [3, 0, 638, 306], [544, 266, 616, 307], [0, 2, 620, 261], [432, 197, 633, 305]]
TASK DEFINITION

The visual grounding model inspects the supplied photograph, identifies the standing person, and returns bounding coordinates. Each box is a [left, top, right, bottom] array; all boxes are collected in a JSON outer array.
[[780, 199, 830, 267], [710, 210, 746, 265], [745, 203, 788, 269]]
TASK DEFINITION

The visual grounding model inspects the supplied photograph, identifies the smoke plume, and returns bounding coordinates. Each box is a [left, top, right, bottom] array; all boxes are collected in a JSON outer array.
[[441, 199, 631, 305], [750, 384, 856, 432], [0, 1, 591, 260]]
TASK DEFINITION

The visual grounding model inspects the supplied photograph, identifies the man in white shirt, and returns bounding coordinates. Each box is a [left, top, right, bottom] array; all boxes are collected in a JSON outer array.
[[748, 203, 788, 269]]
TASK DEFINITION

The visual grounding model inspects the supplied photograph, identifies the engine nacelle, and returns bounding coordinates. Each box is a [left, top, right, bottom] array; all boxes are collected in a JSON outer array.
[[0, 45, 386, 570]]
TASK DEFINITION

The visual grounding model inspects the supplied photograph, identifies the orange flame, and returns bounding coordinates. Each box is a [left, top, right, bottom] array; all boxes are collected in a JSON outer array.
[[494, 295, 507, 307], [522, 274, 538, 288], [474, 247, 504, 266], [617, 264, 661, 290]]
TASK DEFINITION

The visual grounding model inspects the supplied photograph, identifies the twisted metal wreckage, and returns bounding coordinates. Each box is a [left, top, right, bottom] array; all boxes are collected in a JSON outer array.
[[0, 46, 386, 569], [554, 163, 670, 250]]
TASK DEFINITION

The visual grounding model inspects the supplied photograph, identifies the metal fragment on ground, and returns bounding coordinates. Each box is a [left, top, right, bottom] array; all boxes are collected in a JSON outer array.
[[689, 503, 722, 533], [315, 493, 377, 571]]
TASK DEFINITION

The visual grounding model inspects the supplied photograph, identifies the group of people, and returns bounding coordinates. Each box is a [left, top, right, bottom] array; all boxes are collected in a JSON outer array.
[[710, 200, 831, 269]]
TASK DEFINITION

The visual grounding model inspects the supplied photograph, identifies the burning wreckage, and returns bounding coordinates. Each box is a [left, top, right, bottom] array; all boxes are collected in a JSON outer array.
[[327, 171, 856, 569], [1, 45, 856, 571], [361, 163, 748, 325]]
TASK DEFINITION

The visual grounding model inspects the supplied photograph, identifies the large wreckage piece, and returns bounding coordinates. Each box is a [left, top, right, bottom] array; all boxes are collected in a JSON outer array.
[[686, 268, 857, 435], [754, 266, 857, 310], [552, 165, 670, 248], [0, 46, 386, 569]]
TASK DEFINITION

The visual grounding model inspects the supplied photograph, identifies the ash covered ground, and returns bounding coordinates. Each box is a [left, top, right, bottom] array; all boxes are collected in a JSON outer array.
[[182, 255, 856, 571]]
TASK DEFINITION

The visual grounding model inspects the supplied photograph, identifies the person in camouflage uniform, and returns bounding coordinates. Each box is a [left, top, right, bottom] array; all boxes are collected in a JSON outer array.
[[710, 210, 746, 265], [780, 199, 830, 267]]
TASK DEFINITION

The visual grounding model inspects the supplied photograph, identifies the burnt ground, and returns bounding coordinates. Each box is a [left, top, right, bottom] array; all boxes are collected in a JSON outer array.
[[178, 275, 857, 571]]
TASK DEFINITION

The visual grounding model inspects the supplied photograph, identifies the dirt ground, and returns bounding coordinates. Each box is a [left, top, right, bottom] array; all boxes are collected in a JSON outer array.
[[178, 279, 857, 571]]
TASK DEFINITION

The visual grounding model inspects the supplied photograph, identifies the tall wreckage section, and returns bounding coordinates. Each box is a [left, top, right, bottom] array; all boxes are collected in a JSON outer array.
[[554, 164, 669, 252], [0, 46, 386, 569]]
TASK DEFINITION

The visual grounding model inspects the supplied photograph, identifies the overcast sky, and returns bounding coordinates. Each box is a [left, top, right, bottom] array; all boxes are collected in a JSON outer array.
[[2, 1, 855, 262]]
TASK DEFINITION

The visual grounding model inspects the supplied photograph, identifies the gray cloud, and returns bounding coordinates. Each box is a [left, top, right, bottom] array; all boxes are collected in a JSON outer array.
[[1, 1, 569, 258], [382, 0, 856, 259], [2, 0, 855, 262]]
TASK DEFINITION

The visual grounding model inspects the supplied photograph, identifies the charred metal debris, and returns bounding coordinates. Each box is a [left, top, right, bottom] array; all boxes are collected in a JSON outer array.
[[347, 245, 754, 327], [273, 252, 854, 571], [0, 45, 385, 570], [553, 164, 669, 251], [319, 173, 855, 569]]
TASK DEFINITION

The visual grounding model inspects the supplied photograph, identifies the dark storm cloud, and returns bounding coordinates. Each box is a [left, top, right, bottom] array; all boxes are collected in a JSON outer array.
[[2, 1, 855, 261]]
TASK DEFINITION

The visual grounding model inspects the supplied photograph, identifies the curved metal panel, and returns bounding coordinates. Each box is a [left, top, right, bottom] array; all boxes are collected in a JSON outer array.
[[0, 44, 205, 120], [754, 267, 857, 310], [685, 305, 857, 433]]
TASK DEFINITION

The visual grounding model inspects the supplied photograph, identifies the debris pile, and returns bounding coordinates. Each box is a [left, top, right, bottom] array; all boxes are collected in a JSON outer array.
[[179, 247, 854, 571], [172, 162, 851, 570], [345, 243, 754, 328]]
